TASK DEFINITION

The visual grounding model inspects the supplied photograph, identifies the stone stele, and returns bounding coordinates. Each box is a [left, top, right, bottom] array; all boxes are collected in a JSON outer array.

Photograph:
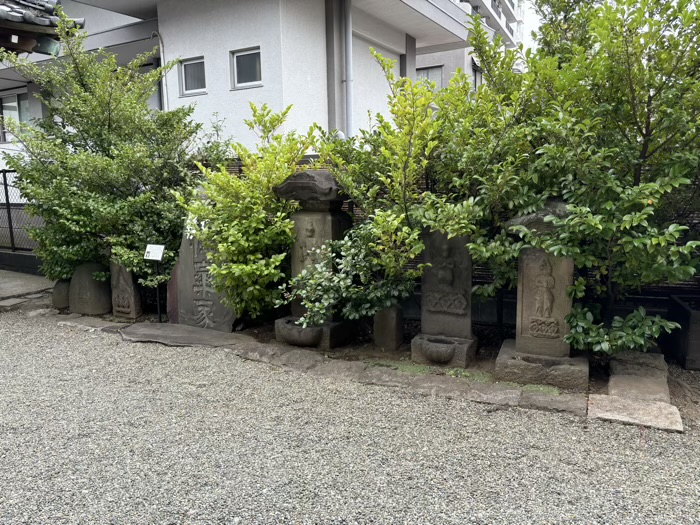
[[110, 262, 143, 319], [68, 262, 112, 315], [515, 248, 573, 357], [175, 233, 235, 333], [495, 201, 588, 390], [411, 231, 477, 368], [273, 169, 353, 349]]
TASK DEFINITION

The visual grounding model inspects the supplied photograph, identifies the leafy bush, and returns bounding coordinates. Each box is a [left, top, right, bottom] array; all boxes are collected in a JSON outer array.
[[182, 104, 314, 318], [1, 15, 199, 285], [282, 211, 424, 327], [285, 51, 438, 325], [429, 5, 700, 354]]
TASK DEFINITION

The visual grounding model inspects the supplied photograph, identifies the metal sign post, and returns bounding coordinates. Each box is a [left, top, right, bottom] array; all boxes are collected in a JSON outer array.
[[144, 244, 166, 323]]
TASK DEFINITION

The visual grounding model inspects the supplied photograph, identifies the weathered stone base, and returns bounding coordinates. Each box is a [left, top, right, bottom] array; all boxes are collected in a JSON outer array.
[[275, 316, 354, 351], [411, 334, 478, 368], [495, 339, 589, 391]]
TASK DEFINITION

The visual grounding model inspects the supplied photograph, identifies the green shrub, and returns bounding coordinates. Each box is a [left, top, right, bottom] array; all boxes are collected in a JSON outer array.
[[181, 104, 315, 318], [1, 15, 200, 285]]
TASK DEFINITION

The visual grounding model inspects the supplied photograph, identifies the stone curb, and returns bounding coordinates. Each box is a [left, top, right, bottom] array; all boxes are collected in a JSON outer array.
[[48, 314, 588, 419]]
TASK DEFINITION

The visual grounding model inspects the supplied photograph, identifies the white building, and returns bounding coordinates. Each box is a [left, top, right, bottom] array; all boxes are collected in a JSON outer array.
[[416, 0, 524, 90], [0, 0, 471, 150]]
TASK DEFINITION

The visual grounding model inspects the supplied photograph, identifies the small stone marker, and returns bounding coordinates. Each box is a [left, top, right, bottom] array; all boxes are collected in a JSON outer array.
[[374, 306, 403, 352], [494, 201, 589, 390], [52, 279, 70, 309], [175, 233, 235, 333], [273, 169, 353, 350], [68, 262, 112, 315], [411, 230, 477, 368], [110, 262, 143, 319]]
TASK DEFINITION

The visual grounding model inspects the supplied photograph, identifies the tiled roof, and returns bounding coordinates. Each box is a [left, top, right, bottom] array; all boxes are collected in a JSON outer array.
[[0, 0, 85, 28]]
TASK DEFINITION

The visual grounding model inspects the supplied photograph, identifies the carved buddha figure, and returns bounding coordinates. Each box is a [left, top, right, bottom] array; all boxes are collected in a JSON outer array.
[[299, 222, 320, 268], [433, 243, 455, 287], [534, 257, 555, 318]]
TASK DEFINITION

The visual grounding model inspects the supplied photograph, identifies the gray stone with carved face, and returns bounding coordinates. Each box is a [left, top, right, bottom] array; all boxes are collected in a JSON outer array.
[[175, 233, 235, 333]]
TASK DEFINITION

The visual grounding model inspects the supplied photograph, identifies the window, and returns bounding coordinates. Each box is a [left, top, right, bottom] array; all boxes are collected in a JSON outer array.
[[180, 57, 206, 95], [0, 92, 30, 142], [417, 66, 442, 90], [231, 48, 262, 88]]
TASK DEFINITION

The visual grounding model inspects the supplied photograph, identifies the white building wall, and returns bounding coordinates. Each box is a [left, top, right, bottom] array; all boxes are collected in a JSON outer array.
[[280, 0, 329, 136], [346, 8, 403, 136], [61, 0, 140, 34], [352, 36, 400, 135], [158, 0, 286, 146]]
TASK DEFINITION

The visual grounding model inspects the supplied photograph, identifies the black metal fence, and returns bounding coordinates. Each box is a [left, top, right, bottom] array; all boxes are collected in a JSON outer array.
[[0, 170, 41, 252]]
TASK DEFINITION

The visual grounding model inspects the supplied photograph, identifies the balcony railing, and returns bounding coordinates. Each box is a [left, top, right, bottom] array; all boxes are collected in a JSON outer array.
[[491, 0, 502, 19]]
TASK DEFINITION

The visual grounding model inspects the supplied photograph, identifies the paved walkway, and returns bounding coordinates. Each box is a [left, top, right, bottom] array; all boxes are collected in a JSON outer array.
[[0, 269, 53, 300], [1, 309, 699, 524]]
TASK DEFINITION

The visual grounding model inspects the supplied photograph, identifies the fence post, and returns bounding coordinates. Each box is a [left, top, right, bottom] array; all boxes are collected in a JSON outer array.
[[2, 170, 16, 252]]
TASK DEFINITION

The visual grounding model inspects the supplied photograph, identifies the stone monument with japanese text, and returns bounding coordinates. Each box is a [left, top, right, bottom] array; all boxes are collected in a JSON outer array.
[[174, 232, 235, 333]]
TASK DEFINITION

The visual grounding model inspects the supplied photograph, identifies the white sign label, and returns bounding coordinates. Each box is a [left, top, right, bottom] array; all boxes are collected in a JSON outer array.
[[144, 244, 166, 262]]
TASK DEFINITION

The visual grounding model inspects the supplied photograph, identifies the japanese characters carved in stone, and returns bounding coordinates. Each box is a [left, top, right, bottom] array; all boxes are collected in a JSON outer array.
[[175, 233, 235, 333], [110, 261, 142, 319]]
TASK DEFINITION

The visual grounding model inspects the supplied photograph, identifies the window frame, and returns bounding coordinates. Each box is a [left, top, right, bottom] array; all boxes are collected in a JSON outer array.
[[230, 47, 262, 90], [0, 88, 30, 144], [179, 56, 207, 97]]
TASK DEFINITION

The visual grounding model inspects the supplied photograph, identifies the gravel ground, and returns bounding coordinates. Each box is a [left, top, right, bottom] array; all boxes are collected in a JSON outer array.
[[1, 310, 700, 525]]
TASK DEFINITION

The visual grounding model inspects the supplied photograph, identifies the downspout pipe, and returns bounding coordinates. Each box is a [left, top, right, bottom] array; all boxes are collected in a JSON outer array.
[[151, 31, 169, 111], [344, 0, 354, 137]]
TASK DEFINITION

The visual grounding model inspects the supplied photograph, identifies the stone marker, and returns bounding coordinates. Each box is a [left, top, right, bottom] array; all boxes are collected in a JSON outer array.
[[110, 262, 143, 319], [412, 231, 477, 368], [52, 279, 70, 309], [175, 232, 235, 333], [68, 262, 112, 315], [374, 306, 403, 352], [494, 200, 589, 390], [273, 169, 353, 350]]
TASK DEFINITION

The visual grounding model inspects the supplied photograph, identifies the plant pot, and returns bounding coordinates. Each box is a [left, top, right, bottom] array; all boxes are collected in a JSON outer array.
[[277, 318, 323, 347]]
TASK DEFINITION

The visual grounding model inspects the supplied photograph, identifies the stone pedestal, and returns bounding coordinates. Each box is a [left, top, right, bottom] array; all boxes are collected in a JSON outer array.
[[69, 262, 112, 315], [110, 262, 142, 319], [495, 201, 589, 389], [411, 231, 477, 368], [273, 170, 353, 349], [495, 340, 589, 391], [175, 233, 235, 333], [374, 306, 403, 351]]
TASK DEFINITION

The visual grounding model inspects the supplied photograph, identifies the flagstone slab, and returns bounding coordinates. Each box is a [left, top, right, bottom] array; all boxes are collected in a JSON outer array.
[[0, 298, 27, 310], [58, 317, 127, 333], [120, 322, 255, 347], [608, 374, 670, 404], [588, 394, 683, 433]]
